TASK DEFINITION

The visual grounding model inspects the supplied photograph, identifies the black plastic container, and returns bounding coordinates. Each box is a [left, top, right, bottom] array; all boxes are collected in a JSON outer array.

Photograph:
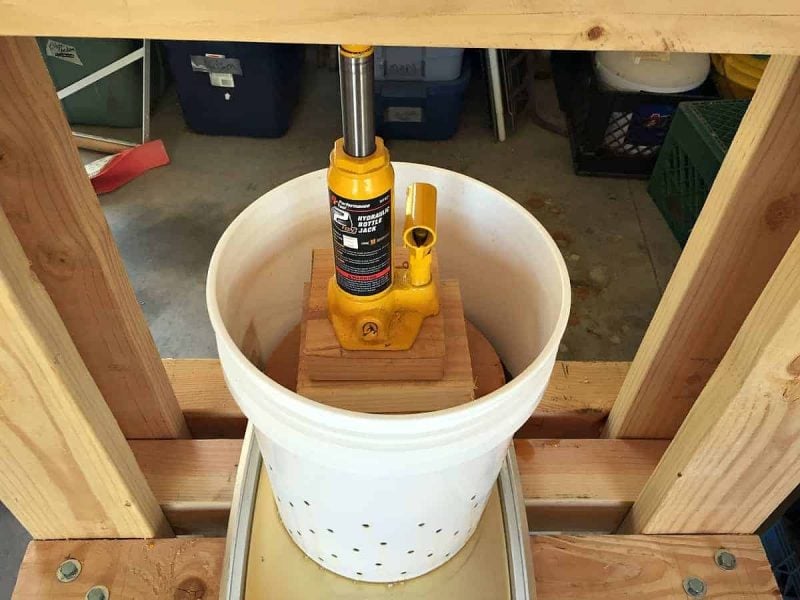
[[162, 41, 304, 138], [551, 51, 718, 178], [374, 63, 471, 141]]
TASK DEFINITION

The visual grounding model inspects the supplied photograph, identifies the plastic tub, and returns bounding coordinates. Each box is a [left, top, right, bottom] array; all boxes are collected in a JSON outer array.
[[207, 164, 570, 583], [594, 51, 711, 94], [374, 46, 465, 81]]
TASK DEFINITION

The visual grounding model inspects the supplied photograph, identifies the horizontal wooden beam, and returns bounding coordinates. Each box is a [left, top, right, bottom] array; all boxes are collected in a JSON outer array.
[[130, 437, 665, 535], [130, 439, 241, 536], [12, 534, 778, 598], [1, 2, 798, 54], [517, 439, 667, 532], [533, 534, 779, 599], [167, 358, 626, 439], [13, 538, 225, 599]]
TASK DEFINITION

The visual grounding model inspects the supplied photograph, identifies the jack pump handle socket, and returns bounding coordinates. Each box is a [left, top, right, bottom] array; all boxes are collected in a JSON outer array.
[[403, 183, 438, 287]]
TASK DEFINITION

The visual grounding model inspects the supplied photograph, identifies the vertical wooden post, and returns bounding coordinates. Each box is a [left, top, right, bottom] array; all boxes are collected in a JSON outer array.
[[0, 209, 171, 539], [620, 229, 800, 534], [0, 37, 188, 439], [605, 55, 800, 439]]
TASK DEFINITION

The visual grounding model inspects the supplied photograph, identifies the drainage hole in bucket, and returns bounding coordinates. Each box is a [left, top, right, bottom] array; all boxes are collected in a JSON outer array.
[[289, 502, 294, 508], [435, 528, 442, 534], [296, 530, 302, 536], [427, 553, 433, 557], [304, 500, 310, 506], [269, 464, 273, 471], [470, 494, 476, 501], [362, 523, 370, 528], [418, 523, 425, 527], [407, 550, 415, 554], [356, 572, 363, 576], [309, 529, 315, 534], [454, 531, 460, 536], [375, 563, 382, 567], [472, 503, 479, 509], [327, 528, 334, 533], [331, 554, 338, 558], [401, 571, 407, 575], [318, 556, 324, 562], [380, 542, 388, 546], [353, 548, 360, 552], [446, 553, 451, 558]]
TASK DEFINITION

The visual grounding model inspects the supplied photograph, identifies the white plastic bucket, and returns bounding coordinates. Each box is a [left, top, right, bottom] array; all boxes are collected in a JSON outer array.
[[207, 164, 570, 583]]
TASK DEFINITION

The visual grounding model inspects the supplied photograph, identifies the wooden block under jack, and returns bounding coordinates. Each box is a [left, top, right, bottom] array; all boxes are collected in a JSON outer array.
[[297, 252, 475, 413], [303, 248, 446, 382]]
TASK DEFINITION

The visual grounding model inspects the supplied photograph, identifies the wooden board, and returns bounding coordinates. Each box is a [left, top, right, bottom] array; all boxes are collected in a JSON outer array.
[[130, 439, 241, 536], [606, 55, 800, 440], [0, 37, 187, 440], [168, 357, 623, 439], [245, 468, 511, 599], [297, 279, 475, 412], [518, 361, 627, 438], [11, 535, 779, 598], [0, 208, 170, 539], [516, 439, 667, 532], [1, 3, 799, 54], [533, 535, 780, 599], [621, 228, 800, 534], [127, 437, 666, 535], [12, 538, 225, 599], [302, 248, 446, 381]]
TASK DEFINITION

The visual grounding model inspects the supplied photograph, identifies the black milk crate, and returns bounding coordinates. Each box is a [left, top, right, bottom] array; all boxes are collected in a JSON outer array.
[[551, 51, 718, 178]]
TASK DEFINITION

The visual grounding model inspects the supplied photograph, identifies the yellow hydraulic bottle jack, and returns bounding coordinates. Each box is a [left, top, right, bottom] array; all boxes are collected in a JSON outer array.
[[327, 44, 439, 351]]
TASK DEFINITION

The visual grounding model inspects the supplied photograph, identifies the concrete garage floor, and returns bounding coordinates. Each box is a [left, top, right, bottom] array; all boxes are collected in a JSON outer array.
[[0, 54, 681, 596]]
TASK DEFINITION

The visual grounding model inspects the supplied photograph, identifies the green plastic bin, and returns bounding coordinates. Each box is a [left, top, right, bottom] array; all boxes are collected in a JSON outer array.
[[37, 37, 167, 128], [647, 99, 750, 245]]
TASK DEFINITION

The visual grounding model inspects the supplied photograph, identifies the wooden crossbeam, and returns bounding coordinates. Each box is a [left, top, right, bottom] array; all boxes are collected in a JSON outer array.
[[11, 534, 778, 598], [0, 37, 187, 439], [167, 357, 626, 439], [621, 228, 800, 534], [0, 2, 799, 54], [0, 209, 170, 539], [606, 55, 800, 440], [130, 437, 666, 535]]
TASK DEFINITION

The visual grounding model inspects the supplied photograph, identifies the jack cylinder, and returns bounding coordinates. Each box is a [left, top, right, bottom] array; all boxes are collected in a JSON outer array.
[[339, 45, 375, 158]]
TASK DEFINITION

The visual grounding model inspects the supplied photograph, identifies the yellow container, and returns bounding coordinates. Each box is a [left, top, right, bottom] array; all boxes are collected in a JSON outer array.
[[712, 54, 769, 98]]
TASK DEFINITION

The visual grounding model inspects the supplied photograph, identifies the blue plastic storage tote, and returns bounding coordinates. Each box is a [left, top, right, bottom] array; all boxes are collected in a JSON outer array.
[[374, 63, 471, 141], [162, 41, 303, 138]]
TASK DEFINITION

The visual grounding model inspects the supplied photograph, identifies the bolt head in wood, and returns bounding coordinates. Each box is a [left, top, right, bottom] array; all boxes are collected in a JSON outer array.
[[56, 559, 81, 583], [715, 549, 737, 570], [85, 585, 109, 600], [683, 576, 707, 597]]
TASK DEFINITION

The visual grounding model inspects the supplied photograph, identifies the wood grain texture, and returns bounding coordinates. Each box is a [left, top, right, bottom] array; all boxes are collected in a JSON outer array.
[[606, 55, 800, 439], [302, 248, 446, 381], [0, 2, 799, 54], [130, 439, 241, 536], [621, 229, 800, 534], [518, 361, 627, 438], [516, 439, 667, 532], [0, 37, 187, 439], [170, 357, 623, 438], [297, 279, 475, 412], [12, 535, 779, 598], [0, 209, 170, 539], [533, 535, 780, 599], [12, 538, 224, 599]]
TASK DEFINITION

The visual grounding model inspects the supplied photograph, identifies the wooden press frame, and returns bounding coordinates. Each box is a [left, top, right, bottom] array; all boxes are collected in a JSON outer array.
[[1, 5, 799, 596]]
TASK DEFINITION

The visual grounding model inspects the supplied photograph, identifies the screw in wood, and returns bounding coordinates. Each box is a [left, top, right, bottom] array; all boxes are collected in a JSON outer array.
[[56, 559, 81, 583], [682, 576, 707, 598], [714, 549, 737, 570], [85, 585, 109, 600], [361, 322, 379, 338]]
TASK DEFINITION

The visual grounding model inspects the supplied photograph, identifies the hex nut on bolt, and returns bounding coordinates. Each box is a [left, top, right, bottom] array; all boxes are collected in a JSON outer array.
[[85, 585, 109, 600], [56, 559, 81, 583], [715, 548, 737, 570], [683, 576, 707, 598]]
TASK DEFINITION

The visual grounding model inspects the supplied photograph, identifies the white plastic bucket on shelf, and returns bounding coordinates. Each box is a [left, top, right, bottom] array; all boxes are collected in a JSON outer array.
[[207, 164, 570, 583]]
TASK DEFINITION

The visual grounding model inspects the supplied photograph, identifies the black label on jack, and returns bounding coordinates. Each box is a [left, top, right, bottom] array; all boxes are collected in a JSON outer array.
[[329, 189, 392, 296]]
